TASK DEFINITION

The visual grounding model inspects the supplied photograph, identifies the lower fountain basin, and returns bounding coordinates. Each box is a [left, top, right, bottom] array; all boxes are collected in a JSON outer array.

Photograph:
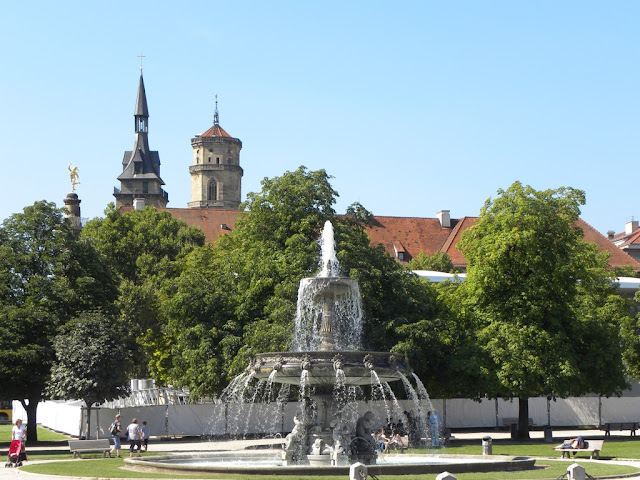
[[125, 452, 536, 475], [252, 351, 411, 386]]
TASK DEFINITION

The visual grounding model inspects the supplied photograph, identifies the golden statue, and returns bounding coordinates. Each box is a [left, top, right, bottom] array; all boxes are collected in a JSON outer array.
[[68, 163, 80, 192]]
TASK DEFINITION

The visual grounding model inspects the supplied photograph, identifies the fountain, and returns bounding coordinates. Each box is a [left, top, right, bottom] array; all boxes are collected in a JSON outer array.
[[250, 220, 421, 466], [126, 221, 535, 475]]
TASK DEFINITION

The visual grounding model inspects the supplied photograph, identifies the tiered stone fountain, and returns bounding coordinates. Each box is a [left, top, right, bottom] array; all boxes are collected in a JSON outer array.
[[250, 221, 418, 466]]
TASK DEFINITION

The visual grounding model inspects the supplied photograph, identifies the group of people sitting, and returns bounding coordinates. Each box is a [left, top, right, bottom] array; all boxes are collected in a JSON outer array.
[[372, 427, 407, 452]]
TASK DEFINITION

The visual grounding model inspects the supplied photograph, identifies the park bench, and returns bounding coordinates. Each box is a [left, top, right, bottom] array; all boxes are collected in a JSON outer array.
[[68, 439, 111, 458], [555, 439, 604, 460], [603, 422, 638, 437]]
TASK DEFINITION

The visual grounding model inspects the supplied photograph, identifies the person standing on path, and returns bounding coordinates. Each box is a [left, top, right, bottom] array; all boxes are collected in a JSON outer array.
[[126, 418, 144, 457], [141, 421, 149, 452], [109, 414, 122, 458]]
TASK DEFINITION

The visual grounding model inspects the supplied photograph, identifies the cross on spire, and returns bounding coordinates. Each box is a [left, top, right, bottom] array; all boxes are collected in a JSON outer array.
[[137, 52, 146, 72]]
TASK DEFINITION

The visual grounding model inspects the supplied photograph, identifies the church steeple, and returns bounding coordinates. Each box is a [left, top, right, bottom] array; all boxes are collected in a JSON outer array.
[[114, 72, 168, 209]]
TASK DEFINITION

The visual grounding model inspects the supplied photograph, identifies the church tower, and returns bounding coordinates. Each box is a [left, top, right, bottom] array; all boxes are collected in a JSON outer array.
[[114, 73, 168, 209], [188, 98, 243, 209]]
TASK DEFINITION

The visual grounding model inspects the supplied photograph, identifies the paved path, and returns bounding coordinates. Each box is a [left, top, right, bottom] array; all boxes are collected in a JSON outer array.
[[2, 430, 640, 480]]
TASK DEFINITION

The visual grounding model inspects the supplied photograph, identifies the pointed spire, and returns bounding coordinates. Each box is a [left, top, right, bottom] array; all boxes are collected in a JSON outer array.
[[135, 74, 149, 117], [213, 94, 219, 126]]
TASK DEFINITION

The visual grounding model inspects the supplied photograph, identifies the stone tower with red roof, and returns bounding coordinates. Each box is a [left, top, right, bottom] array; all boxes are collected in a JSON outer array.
[[188, 97, 243, 209]]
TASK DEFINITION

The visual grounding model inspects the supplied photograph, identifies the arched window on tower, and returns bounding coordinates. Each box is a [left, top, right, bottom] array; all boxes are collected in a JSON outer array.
[[208, 179, 218, 201]]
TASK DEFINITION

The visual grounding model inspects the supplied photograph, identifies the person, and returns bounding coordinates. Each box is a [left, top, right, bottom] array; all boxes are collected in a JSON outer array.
[[126, 417, 144, 457], [390, 429, 406, 450], [141, 421, 149, 452], [12, 419, 26, 442], [553, 436, 586, 451], [379, 428, 391, 453], [11, 419, 27, 462], [109, 414, 122, 458], [428, 411, 442, 447]]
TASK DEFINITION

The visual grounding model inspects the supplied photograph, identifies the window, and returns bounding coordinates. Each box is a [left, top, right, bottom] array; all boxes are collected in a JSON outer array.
[[208, 180, 217, 201], [216, 157, 220, 164], [208, 157, 211, 163], [143, 182, 149, 194]]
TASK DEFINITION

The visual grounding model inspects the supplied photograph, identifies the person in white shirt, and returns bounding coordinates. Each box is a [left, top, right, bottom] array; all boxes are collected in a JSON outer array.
[[12, 419, 26, 442]]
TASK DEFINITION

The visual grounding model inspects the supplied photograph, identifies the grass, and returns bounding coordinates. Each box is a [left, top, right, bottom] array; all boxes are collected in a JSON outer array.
[[0, 423, 71, 442], [9, 433, 640, 479]]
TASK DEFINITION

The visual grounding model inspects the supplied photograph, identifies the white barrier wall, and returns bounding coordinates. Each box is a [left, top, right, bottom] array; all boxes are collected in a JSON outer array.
[[18, 393, 640, 438]]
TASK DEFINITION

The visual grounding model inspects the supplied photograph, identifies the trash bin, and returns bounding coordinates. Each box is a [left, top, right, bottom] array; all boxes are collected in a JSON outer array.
[[544, 426, 553, 443], [482, 436, 492, 455], [510, 422, 518, 439]]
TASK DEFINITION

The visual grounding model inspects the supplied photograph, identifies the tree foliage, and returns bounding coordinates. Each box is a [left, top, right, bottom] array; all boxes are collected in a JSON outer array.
[[457, 182, 633, 438], [82, 205, 206, 377], [0, 201, 117, 440], [407, 251, 457, 273], [47, 311, 130, 438]]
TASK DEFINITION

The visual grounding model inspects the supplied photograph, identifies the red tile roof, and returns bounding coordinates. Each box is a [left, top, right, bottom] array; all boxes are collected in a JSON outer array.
[[122, 207, 640, 272], [200, 124, 233, 138]]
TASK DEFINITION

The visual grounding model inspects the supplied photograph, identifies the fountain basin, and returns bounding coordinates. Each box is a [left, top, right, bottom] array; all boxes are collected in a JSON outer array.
[[252, 351, 411, 385], [125, 452, 536, 475]]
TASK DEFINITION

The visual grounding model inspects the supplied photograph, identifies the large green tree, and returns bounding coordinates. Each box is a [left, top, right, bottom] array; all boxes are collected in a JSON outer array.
[[82, 205, 206, 377], [47, 311, 130, 439], [0, 201, 117, 440], [457, 182, 634, 439]]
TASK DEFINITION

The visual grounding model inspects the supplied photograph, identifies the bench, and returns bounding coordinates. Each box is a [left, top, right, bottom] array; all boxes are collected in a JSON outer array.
[[554, 439, 604, 460], [604, 422, 638, 437], [68, 439, 111, 459]]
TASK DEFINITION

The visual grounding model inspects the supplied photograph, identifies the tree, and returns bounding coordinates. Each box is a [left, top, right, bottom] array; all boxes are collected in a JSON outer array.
[[47, 312, 130, 439], [145, 168, 445, 397], [0, 201, 118, 441], [82, 205, 205, 377], [457, 182, 633, 439], [407, 251, 457, 273]]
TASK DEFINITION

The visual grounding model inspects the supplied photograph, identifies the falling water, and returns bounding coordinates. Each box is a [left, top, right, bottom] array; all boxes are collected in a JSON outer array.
[[397, 371, 429, 443], [412, 372, 440, 447], [370, 370, 392, 427]]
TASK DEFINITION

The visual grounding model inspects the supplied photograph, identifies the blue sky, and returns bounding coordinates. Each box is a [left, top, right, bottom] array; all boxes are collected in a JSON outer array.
[[1, 1, 638, 236]]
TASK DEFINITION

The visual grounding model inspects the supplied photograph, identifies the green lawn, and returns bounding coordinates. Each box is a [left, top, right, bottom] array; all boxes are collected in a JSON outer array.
[[9, 433, 640, 479], [0, 424, 71, 442]]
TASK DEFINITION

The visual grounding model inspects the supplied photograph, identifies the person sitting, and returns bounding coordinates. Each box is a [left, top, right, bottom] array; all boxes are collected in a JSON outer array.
[[390, 429, 406, 450], [376, 428, 391, 452]]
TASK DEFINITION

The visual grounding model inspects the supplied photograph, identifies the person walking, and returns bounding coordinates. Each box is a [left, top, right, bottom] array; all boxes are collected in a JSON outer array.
[[141, 421, 149, 452], [126, 418, 144, 457], [109, 414, 122, 458]]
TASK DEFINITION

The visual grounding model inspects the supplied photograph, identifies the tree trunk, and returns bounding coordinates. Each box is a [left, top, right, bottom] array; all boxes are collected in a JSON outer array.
[[517, 397, 530, 440], [84, 402, 91, 440], [20, 397, 39, 442]]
